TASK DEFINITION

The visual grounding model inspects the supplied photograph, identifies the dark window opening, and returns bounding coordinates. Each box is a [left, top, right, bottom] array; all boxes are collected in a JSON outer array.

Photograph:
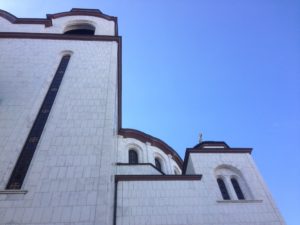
[[155, 158, 162, 171], [231, 178, 245, 200], [128, 149, 138, 164], [217, 178, 230, 200], [64, 29, 95, 35], [64, 24, 95, 36], [6, 55, 71, 190]]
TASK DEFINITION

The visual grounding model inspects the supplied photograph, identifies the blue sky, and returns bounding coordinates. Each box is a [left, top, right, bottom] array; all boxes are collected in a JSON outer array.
[[1, 0, 299, 224]]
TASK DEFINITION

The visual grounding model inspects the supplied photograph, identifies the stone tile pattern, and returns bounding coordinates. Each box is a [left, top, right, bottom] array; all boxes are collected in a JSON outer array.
[[116, 164, 161, 175], [0, 25, 118, 225], [117, 153, 286, 225], [0, 11, 286, 225]]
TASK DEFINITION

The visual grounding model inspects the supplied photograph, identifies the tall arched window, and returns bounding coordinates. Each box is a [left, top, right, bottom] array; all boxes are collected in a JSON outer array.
[[217, 178, 230, 200], [231, 178, 245, 200], [215, 165, 252, 201], [128, 149, 138, 164], [155, 158, 162, 171]]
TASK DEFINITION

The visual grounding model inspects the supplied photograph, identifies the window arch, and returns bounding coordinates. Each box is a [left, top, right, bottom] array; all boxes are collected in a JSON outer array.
[[155, 158, 162, 171], [215, 165, 252, 200], [64, 23, 95, 35], [217, 177, 230, 200], [231, 177, 245, 200], [128, 149, 138, 164]]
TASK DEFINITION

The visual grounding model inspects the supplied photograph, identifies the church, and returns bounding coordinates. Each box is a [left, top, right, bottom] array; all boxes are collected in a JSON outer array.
[[0, 8, 286, 225]]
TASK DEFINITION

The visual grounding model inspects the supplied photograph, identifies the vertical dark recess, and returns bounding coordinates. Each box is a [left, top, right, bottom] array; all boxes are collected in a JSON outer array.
[[113, 180, 118, 225], [217, 178, 230, 200], [155, 158, 161, 171], [231, 178, 245, 200], [6, 55, 71, 190], [128, 149, 138, 164]]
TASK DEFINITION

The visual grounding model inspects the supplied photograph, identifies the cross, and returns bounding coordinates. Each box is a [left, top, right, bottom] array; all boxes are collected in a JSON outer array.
[[199, 132, 203, 143]]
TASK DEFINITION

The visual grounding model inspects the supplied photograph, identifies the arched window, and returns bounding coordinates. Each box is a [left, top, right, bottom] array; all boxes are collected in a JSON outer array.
[[64, 23, 95, 35], [231, 178, 245, 200], [155, 158, 162, 171], [128, 149, 138, 164], [217, 178, 230, 200], [215, 165, 252, 201]]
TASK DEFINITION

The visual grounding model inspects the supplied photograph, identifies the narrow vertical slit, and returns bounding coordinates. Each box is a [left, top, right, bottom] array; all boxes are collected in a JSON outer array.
[[217, 178, 230, 200], [6, 55, 71, 190], [113, 179, 118, 225], [231, 178, 245, 200]]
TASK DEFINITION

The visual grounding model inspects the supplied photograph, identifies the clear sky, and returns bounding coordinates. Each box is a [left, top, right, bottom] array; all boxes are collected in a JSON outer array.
[[0, 0, 299, 224]]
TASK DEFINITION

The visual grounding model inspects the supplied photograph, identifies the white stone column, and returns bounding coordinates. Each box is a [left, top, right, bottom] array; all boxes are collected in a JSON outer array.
[[146, 142, 154, 164], [167, 154, 174, 174], [225, 176, 237, 200]]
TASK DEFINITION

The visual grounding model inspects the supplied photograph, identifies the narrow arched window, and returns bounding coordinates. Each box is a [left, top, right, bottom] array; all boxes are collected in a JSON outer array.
[[231, 178, 245, 200], [128, 149, 138, 164], [155, 158, 162, 171], [217, 178, 230, 200]]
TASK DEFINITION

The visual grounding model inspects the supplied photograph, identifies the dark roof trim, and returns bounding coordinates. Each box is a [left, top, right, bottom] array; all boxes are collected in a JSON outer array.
[[119, 128, 183, 168], [0, 32, 120, 41], [116, 162, 165, 175], [47, 8, 116, 21], [0, 9, 51, 26], [115, 174, 202, 182], [182, 147, 252, 174], [0, 8, 118, 35], [186, 148, 253, 153], [193, 141, 230, 149]]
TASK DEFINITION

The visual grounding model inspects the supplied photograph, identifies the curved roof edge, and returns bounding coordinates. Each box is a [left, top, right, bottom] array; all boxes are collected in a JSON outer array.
[[119, 128, 183, 169], [46, 8, 117, 22], [0, 8, 117, 33]]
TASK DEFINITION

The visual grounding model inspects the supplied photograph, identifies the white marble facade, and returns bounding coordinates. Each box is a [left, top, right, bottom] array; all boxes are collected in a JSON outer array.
[[0, 9, 285, 225]]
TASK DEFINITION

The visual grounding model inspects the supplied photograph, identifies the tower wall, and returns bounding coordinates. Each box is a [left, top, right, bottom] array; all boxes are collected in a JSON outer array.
[[187, 152, 286, 225], [0, 36, 118, 225], [115, 152, 286, 225]]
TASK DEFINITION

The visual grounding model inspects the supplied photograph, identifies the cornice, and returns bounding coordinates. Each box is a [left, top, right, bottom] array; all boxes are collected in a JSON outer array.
[[0, 8, 118, 35], [182, 147, 252, 174]]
